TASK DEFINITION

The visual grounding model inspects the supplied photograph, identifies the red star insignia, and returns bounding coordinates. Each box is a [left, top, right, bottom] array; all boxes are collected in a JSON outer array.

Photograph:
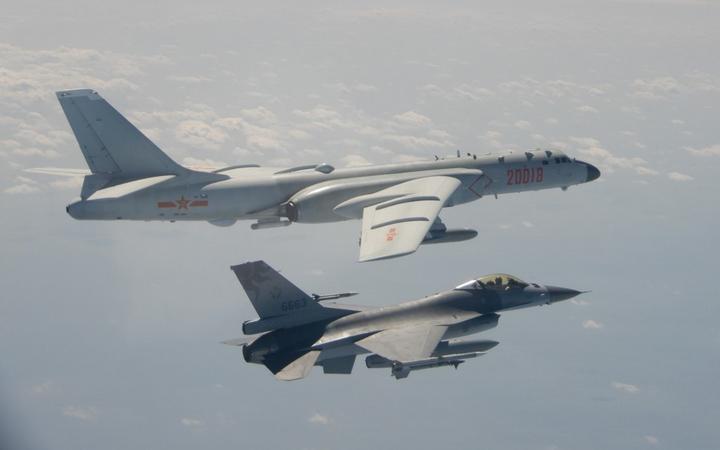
[[176, 195, 190, 209]]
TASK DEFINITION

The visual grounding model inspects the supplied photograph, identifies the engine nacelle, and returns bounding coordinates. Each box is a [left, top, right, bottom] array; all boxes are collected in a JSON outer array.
[[421, 228, 478, 245]]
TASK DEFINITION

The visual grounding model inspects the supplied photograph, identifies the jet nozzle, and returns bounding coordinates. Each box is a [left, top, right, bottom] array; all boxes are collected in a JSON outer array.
[[546, 286, 583, 303]]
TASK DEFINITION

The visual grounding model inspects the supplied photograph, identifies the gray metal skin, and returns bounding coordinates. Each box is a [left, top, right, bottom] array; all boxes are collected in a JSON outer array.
[[57, 89, 599, 260], [66, 151, 599, 224], [240, 273, 582, 379], [57, 90, 600, 224]]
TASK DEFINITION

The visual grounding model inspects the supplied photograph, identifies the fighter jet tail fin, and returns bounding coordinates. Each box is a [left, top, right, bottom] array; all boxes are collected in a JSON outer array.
[[56, 89, 188, 179], [231, 261, 322, 319]]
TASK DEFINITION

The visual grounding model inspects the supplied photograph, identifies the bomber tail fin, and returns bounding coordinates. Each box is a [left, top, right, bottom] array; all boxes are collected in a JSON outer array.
[[56, 89, 187, 180], [231, 261, 322, 319]]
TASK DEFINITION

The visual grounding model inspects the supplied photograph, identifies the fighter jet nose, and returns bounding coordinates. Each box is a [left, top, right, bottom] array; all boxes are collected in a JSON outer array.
[[585, 163, 601, 182], [546, 286, 583, 303]]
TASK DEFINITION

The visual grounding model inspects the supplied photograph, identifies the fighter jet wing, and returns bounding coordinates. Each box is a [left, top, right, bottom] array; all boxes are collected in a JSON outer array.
[[264, 350, 321, 381], [356, 325, 448, 363], [358, 176, 462, 262]]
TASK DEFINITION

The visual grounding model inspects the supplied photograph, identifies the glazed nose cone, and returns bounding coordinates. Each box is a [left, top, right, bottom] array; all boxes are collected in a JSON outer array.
[[586, 163, 601, 182]]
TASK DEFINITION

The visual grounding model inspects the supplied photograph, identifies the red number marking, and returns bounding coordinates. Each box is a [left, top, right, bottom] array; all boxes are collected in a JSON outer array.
[[507, 167, 545, 185]]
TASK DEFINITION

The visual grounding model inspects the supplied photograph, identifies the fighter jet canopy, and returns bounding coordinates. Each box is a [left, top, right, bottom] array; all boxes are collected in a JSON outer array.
[[456, 274, 528, 290]]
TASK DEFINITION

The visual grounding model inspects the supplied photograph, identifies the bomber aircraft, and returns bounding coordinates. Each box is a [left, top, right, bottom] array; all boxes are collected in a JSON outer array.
[[224, 261, 584, 380], [42, 89, 600, 261]]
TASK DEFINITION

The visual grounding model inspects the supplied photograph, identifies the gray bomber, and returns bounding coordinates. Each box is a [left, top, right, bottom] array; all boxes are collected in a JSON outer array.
[[226, 261, 583, 380], [47, 89, 600, 261]]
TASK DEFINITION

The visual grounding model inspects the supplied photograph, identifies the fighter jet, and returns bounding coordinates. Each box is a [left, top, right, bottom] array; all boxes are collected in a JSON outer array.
[[224, 261, 584, 380], [44, 89, 600, 261]]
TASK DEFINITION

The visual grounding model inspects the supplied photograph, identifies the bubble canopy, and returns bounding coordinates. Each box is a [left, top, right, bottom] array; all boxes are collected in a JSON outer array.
[[455, 274, 528, 290]]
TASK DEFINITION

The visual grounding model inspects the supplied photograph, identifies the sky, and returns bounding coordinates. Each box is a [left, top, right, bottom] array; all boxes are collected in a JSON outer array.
[[1, 0, 719, 449]]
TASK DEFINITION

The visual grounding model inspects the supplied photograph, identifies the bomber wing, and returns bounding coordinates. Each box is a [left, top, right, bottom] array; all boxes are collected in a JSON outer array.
[[356, 176, 462, 262], [355, 325, 448, 362]]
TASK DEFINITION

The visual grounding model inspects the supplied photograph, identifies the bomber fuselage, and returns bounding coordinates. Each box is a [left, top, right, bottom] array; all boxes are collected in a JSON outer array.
[[66, 149, 599, 224]]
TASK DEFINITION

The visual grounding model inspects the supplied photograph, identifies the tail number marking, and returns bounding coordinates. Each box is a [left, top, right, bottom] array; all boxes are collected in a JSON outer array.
[[507, 167, 543, 185], [281, 298, 308, 312]]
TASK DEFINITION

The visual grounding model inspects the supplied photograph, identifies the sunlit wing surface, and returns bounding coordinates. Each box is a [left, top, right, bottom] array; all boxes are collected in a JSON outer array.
[[358, 176, 462, 262], [272, 350, 321, 381], [355, 325, 448, 362]]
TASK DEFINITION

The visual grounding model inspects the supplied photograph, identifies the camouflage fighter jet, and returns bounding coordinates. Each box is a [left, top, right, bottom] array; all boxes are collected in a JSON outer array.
[[225, 261, 584, 380]]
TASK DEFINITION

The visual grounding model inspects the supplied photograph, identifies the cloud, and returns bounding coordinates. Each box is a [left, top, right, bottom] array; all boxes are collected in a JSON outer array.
[[576, 105, 598, 113], [293, 106, 341, 122], [308, 412, 331, 425], [631, 73, 720, 100], [571, 137, 655, 176], [239, 106, 277, 125], [612, 382, 639, 394], [582, 320, 604, 329], [4, 176, 40, 194], [341, 154, 373, 167], [182, 157, 228, 170], [325, 82, 378, 94], [12, 147, 61, 159], [0, 43, 155, 105], [667, 172, 693, 182], [685, 144, 720, 157], [394, 111, 432, 127], [635, 167, 659, 176], [522, 221, 535, 228], [63, 405, 98, 421], [632, 76, 681, 100], [241, 122, 283, 150], [174, 120, 228, 150], [166, 75, 212, 84], [180, 417, 205, 428], [31, 381, 54, 395], [50, 177, 84, 190], [514, 120, 532, 130], [644, 435, 659, 445]]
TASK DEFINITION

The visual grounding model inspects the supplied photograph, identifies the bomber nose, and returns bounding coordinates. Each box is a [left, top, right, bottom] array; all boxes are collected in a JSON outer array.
[[546, 286, 583, 303], [585, 163, 601, 182]]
